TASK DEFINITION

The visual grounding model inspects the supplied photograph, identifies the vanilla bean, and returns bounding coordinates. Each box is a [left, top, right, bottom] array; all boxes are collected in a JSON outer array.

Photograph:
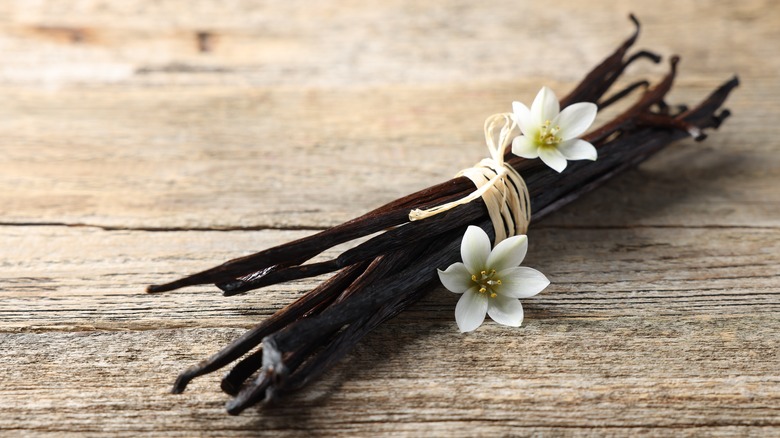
[[217, 198, 486, 294], [148, 15, 738, 414], [171, 260, 371, 393], [598, 80, 650, 109], [147, 179, 472, 293], [564, 15, 661, 105], [219, 348, 264, 396]]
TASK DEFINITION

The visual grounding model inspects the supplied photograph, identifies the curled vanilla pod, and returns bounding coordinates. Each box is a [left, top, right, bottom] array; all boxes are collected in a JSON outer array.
[[148, 15, 738, 415]]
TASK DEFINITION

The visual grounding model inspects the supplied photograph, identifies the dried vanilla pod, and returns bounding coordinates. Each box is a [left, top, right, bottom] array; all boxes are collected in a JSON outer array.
[[148, 16, 737, 415]]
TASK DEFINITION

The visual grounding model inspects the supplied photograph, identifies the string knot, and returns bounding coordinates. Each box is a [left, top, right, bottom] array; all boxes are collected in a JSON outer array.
[[409, 113, 531, 243]]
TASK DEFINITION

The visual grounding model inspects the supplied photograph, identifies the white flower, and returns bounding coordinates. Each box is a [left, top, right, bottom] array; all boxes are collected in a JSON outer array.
[[511, 86, 598, 173], [437, 226, 550, 333]]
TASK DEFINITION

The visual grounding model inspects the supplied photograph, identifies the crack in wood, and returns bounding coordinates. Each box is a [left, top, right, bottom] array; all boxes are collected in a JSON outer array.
[[0, 221, 325, 232]]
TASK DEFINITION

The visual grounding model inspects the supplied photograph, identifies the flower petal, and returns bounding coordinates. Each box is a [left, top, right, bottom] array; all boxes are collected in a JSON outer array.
[[539, 146, 568, 173], [497, 266, 550, 298], [555, 102, 597, 140], [486, 295, 524, 327], [511, 135, 539, 159], [512, 101, 534, 135], [461, 225, 491, 274], [437, 262, 472, 294], [531, 86, 560, 125], [486, 234, 528, 272], [558, 139, 597, 161], [455, 288, 488, 332]]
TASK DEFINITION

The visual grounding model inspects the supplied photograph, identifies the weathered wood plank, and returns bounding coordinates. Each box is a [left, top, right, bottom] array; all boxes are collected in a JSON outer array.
[[1, 225, 778, 333], [0, 316, 777, 437], [2, 221, 776, 435], [0, 81, 775, 229], [0, 0, 774, 87]]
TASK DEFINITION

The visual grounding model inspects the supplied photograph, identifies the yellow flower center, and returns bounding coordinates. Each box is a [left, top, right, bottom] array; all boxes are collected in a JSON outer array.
[[537, 120, 562, 148], [471, 269, 502, 298]]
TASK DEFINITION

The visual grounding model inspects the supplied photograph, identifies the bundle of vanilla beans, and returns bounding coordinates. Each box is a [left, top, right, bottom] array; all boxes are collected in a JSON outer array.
[[148, 16, 737, 415]]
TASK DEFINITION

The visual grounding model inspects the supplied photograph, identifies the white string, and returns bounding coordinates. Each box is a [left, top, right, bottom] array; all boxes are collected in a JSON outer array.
[[408, 113, 531, 243]]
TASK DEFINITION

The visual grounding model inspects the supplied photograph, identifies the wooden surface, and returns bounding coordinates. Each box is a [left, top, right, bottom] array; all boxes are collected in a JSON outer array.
[[1, 1, 778, 436]]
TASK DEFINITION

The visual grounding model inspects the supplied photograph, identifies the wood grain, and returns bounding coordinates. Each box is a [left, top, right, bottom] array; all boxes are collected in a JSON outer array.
[[1, 0, 777, 436]]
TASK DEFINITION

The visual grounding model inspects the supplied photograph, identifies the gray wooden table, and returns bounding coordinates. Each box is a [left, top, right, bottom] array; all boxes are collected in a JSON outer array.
[[1, 1, 778, 436]]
